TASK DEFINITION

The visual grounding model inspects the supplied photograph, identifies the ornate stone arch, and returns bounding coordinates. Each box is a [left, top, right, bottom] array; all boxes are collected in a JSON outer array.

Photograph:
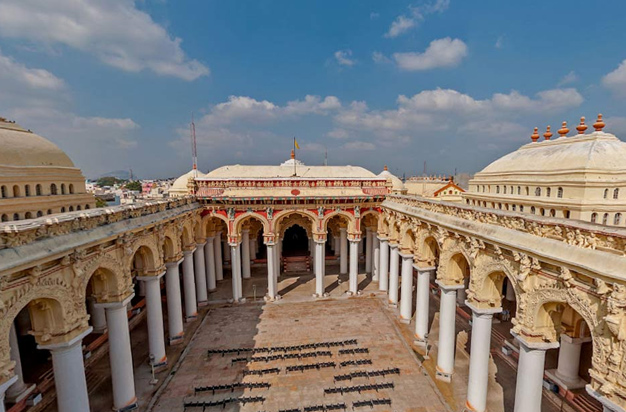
[[127, 234, 161, 271], [76, 253, 131, 302], [321, 210, 356, 233], [181, 221, 195, 249], [399, 222, 417, 254], [437, 238, 472, 285], [467, 253, 519, 310], [273, 210, 319, 234], [233, 212, 271, 236]]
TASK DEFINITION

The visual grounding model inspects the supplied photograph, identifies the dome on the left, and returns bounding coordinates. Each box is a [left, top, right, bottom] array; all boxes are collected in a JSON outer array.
[[169, 169, 207, 197], [0, 119, 75, 168]]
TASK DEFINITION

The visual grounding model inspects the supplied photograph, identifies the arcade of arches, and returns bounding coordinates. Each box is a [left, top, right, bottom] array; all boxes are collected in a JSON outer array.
[[0, 190, 626, 412]]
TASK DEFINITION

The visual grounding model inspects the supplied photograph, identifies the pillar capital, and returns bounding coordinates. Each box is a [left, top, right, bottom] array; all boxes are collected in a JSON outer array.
[[137, 271, 165, 281], [165, 258, 184, 267], [389, 242, 399, 249], [512, 331, 559, 351], [195, 241, 207, 248], [377, 236, 388, 242], [94, 293, 135, 310], [560, 333, 592, 345], [415, 265, 436, 273], [435, 279, 465, 291], [399, 252, 413, 259], [37, 326, 93, 351], [183, 247, 196, 256], [465, 300, 502, 316]]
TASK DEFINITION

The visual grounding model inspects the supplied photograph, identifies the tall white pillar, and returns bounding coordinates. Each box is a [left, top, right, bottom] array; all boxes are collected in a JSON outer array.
[[181, 251, 198, 321], [242, 230, 251, 279], [372, 234, 380, 281], [348, 239, 359, 294], [6, 324, 35, 403], [87, 296, 107, 333], [250, 237, 257, 260], [365, 228, 373, 274], [274, 239, 281, 280], [230, 243, 243, 301], [205, 237, 217, 292], [193, 244, 208, 305], [97, 296, 137, 411], [38, 328, 92, 412], [358, 237, 364, 255], [222, 237, 229, 262], [214, 232, 224, 281], [388, 244, 400, 305], [339, 228, 348, 274], [137, 273, 167, 368], [399, 254, 414, 322], [436, 281, 463, 382], [314, 240, 325, 297], [414, 268, 433, 346], [266, 243, 277, 299], [513, 335, 558, 412], [378, 238, 389, 291], [466, 304, 501, 412], [546, 334, 590, 390], [165, 261, 184, 344]]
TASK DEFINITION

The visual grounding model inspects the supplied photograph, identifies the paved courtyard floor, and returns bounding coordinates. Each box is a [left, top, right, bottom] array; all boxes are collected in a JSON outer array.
[[150, 296, 449, 412]]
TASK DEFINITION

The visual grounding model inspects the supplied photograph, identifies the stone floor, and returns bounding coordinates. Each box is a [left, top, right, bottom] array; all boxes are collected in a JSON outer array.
[[151, 298, 449, 412]]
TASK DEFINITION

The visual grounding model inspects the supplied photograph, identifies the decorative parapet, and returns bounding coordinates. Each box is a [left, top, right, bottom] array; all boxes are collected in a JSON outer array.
[[386, 194, 626, 255], [0, 196, 198, 250]]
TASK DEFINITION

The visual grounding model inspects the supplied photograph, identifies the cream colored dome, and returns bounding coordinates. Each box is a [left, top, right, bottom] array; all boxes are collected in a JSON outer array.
[[378, 167, 405, 193], [478, 132, 626, 176], [0, 120, 74, 168], [170, 168, 206, 196]]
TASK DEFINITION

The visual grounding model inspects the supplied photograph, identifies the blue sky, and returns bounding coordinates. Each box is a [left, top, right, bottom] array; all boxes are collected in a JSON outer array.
[[1, 0, 626, 179]]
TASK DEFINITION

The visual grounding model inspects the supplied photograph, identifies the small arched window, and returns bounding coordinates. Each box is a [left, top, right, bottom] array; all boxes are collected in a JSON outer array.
[[615, 213, 622, 225], [503, 186, 507, 194], [12, 185, 20, 197], [61, 184, 66, 195], [557, 187, 563, 198], [564, 210, 570, 219], [496, 186, 500, 194], [36, 184, 42, 196], [85, 204, 90, 210], [1, 214, 7, 222], [77, 205, 82, 211], [36, 211, 43, 218], [61, 207, 66, 213], [69, 206, 74, 212], [498, 203, 502, 209], [591, 213, 597, 223], [24, 212, 32, 219], [505, 204, 509, 210], [13, 213, 19, 221], [512, 204, 516, 211], [614, 189, 620, 200], [604, 188, 609, 199], [525, 187, 529, 196], [520, 205, 524, 212], [510, 186, 514, 194], [603, 213, 609, 225], [546, 188, 551, 197], [50, 184, 58, 195], [69, 184, 75, 194], [517, 186, 521, 195], [540, 208, 545, 216], [535, 187, 541, 196], [47, 209, 52, 215], [550, 209, 556, 217], [0, 185, 6, 198], [25, 185, 31, 197], [531, 206, 536, 214]]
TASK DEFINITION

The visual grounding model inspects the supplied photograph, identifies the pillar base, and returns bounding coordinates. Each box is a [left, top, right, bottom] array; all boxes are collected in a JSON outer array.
[[208, 288, 217, 293], [115, 399, 138, 412], [413, 335, 427, 348], [168, 333, 185, 346], [6, 383, 36, 404], [238, 298, 247, 304], [92, 326, 107, 334], [545, 369, 587, 390], [388, 301, 398, 308], [185, 314, 198, 323], [198, 300, 208, 307], [586, 385, 626, 412], [435, 369, 452, 382]]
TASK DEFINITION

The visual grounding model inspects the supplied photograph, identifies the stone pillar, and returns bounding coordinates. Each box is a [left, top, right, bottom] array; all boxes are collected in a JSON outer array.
[[457, 281, 468, 307], [242, 230, 251, 279], [340, 228, 348, 274], [250, 237, 257, 260], [97, 296, 137, 411], [466, 303, 501, 412], [314, 240, 325, 297], [214, 232, 224, 281], [414, 268, 433, 346], [436, 281, 463, 382], [165, 261, 184, 344], [222, 237, 229, 262], [266, 243, 277, 299], [230, 243, 243, 301], [546, 334, 590, 390], [205, 237, 217, 292], [358, 237, 364, 255], [378, 237, 389, 291], [365, 228, 373, 274], [275, 239, 281, 279], [38, 328, 92, 412], [388, 244, 400, 305], [399, 253, 414, 322], [372, 234, 380, 281], [87, 296, 107, 334], [137, 273, 167, 368], [348, 239, 359, 294], [513, 335, 558, 412], [0, 376, 18, 412], [6, 324, 35, 403], [193, 244, 208, 305], [181, 251, 198, 321]]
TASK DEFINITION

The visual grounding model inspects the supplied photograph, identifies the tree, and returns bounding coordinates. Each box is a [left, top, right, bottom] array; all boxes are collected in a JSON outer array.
[[125, 181, 142, 191], [95, 198, 108, 208], [96, 176, 124, 187]]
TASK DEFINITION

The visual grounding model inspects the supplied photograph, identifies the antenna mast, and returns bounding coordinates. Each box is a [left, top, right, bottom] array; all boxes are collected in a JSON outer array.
[[190, 113, 198, 175]]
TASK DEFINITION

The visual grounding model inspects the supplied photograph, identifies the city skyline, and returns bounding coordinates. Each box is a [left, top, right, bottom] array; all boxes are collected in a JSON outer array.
[[1, 0, 626, 179]]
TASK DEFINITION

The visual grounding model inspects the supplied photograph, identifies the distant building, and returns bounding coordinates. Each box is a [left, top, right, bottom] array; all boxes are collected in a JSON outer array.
[[405, 175, 465, 203]]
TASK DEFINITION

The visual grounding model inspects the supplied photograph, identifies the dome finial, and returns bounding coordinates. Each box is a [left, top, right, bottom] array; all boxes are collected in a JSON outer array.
[[558, 121, 569, 137], [290, 149, 295, 159], [576, 116, 587, 134], [530, 127, 540, 142], [384, 165, 388, 171], [543, 125, 553, 140], [593, 114, 605, 131]]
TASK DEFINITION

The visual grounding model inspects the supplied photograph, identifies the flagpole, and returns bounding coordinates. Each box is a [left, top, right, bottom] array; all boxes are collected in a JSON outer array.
[[293, 137, 297, 177]]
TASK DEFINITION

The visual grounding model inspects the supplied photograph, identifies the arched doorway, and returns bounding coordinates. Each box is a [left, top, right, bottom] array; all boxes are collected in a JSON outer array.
[[282, 224, 309, 257]]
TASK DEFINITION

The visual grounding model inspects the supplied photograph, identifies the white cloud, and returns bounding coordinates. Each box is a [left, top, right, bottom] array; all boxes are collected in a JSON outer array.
[[0, 0, 209, 81], [372, 51, 391, 64], [602, 60, 626, 95], [72, 116, 139, 130], [334, 50, 356, 66], [343, 141, 376, 151], [384, 0, 449, 38], [495, 35, 504, 49], [327, 128, 350, 139], [0, 48, 64, 90], [393, 38, 468, 71], [557, 71, 578, 86], [285, 95, 341, 115]]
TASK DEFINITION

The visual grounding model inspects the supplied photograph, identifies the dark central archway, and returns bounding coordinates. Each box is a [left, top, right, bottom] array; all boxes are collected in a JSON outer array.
[[282, 225, 309, 257]]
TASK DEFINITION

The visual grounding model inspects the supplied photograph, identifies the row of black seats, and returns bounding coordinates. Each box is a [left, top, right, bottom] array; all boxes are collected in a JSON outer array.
[[243, 368, 281, 376], [337, 348, 369, 355], [184, 395, 265, 409], [333, 367, 400, 381], [207, 340, 358, 357], [194, 382, 271, 394], [324, 382, 394, 395], [285, 362, 336, 372], [352, 398, 392, 408], [339, 359, 372, 367], [248, 351, 334, 363], [303, 403, 347, 412]]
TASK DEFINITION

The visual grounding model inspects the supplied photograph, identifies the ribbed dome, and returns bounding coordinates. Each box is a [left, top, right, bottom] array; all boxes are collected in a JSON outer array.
[[378, 167, 405, 193], [478, 132, 626, 176], [0, 120, 74, 168], [170, 169, 207, 193]]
